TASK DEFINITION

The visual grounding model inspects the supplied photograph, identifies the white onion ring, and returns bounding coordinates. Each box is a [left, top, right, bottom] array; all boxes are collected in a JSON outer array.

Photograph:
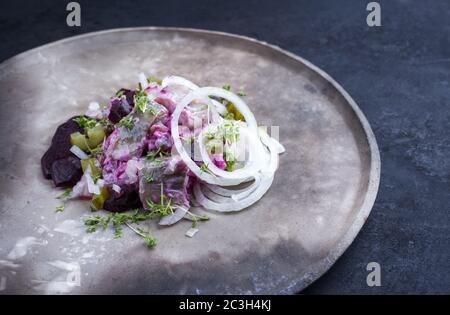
[[162, 76, 227, 114], [70, 145, 89, 160], [171, 90, 257, 186], [161, 75, 199, 90], [197, 123, 266, 180], [195, 87, 258, 134], [138, 72, 149, 90], [205, 174, 262, 201], [193, 135, 279, 212]]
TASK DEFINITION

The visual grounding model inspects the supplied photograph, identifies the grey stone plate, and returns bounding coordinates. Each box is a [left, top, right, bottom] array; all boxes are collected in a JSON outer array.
[[0, 28, 380, 294]]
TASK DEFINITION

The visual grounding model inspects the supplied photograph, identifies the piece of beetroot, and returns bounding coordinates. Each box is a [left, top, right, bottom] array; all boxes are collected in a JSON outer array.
[[51, 116, 83, 146], [117, 89, 136, 107], [108, 95, 134, 124], [41, 116, 84, 179], [51, 156, 82, 187], [41, 145, 72, 179], [103, 184, 142, 212]]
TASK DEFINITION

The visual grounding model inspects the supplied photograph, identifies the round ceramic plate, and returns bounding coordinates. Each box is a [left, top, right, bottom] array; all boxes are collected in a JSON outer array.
[[0, 28, 380, 294]]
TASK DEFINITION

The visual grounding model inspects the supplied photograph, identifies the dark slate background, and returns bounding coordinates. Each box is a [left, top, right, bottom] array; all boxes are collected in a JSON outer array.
[[0, 0, 448, 294]]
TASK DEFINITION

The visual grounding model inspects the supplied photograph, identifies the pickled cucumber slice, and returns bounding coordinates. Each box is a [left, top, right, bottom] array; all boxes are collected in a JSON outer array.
[[225, 102, 245, 121], [81, 158, 102, 178], [86, 125, 105, 148], [91, 187, 109, 211], [70, 132, 89, 151]]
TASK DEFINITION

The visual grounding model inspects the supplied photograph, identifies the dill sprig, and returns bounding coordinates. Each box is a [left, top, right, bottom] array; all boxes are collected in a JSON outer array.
[[73, 116, 98, 129], [57, 188, 72, 200], [145, 183, 174, 218], [118, 116, 134, 130], [134, 91, 149, 114], [84, 184, 174, 248]]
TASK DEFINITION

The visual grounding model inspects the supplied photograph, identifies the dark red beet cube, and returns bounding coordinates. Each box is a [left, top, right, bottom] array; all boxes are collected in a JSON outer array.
[[51, 116, 83, 147], [117, 89, 136, 107], [103, 184, 142, 212], [41, 116, 84, 179], [41, 145, 72, 179], [108, 96, 134, 123], [51, 156, 82, 187]]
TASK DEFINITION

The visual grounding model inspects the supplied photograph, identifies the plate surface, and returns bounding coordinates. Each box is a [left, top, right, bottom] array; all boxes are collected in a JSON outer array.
[[0, 28, 380, 294]]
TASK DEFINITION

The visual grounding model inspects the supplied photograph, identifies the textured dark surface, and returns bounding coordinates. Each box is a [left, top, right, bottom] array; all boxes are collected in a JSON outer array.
[[0, 0, 448, 294]]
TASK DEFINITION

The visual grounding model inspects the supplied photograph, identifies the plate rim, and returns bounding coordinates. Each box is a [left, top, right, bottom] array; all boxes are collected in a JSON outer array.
[[0, 27, 381, 294]]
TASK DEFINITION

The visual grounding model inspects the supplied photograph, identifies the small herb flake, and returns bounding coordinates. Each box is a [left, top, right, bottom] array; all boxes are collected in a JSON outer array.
[[84, 209, 161, 249], [147, 76, 162, 85], [118, 116, 134, 130], [73, 116, 98, 129], [57, 188, 72, 200], [200, 163, 211, 174], [134, 91, 149, 114], [222, 84, 231, 91], [144, 175, 154, 183]]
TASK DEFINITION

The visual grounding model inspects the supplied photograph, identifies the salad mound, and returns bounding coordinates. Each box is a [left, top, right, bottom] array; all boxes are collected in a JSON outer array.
[[42, 74, 284, 247]]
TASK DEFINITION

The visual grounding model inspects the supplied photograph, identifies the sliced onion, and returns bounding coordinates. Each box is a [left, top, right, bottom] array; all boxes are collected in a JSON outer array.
[[205, 174, 262, 201], [193, 174, 274, 212], [193, 132, 279, 212], [162, 75, 227, 115], [84, 165, 100, 195], [185, 227, 199, 238], [161, 75, 199, 90], [138, 72, 149, 90], [112, 184, 121, 193], [258, 127, 285, 154], [85, 102, 102, 119], [171, 90, 254, 186], [159, 206, 188, 226], [70, 145, 89, 160], [96, 179, 105, 188], [197, 123, 266, 180], [194, 87, 258, 134], [211, 99, 227, 115]]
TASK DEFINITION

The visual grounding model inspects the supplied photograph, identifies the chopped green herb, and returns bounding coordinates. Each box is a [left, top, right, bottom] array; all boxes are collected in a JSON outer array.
[[55, 204, 65, 212], [146, 183, 174, 218], [73, 116, 98, 129], [147, 106, 160, 116], [144, 175, 154, 183], [147, 76, 162, 85], [57, 188, 72, 200], [200, 163, 211, 174], [237, 91, 246, 97], [219, 121, 240, 144], [146, 148, 168, 162], [134, 91, 149, 114], [89, 145, 104, 155], [188, 211, 209, 228], [144, 234, 157, 248], [222, 84, 231, 91], [118, 116, 134, 130], [113, 225, 123, 238], [84, 214, 112, 232], [224, 112, 235, 120], [98, 118, 114, 134], [84, 209, 160, 248], [224, 150, 237, 171], [129, 224, 157, 248], [92, 173, 102, 183]]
